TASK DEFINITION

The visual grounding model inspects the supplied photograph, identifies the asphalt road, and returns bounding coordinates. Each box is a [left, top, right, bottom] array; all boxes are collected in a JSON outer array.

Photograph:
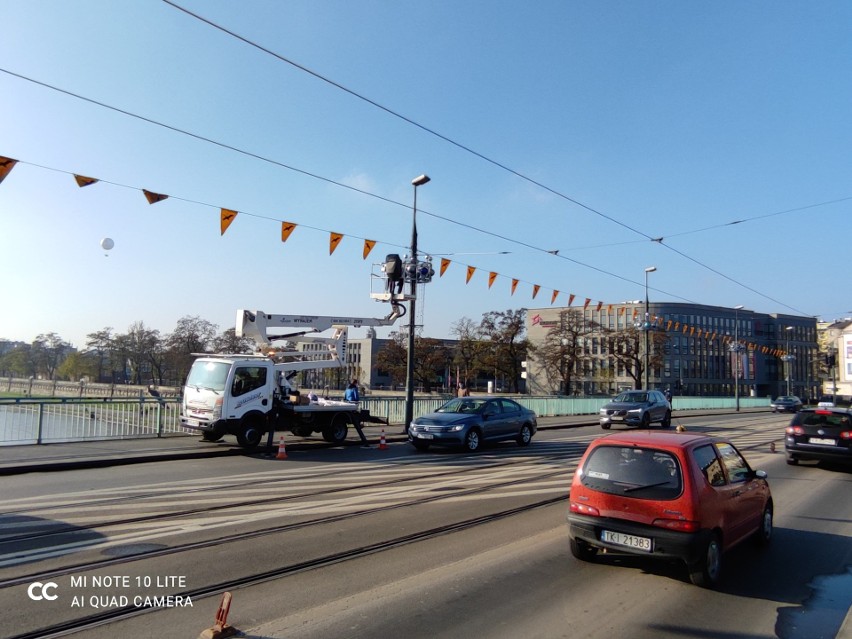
[[2, 412, 850, 639]]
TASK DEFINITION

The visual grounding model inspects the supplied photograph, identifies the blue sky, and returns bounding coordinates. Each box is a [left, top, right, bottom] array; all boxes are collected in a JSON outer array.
[[1, 1, 850, 349]]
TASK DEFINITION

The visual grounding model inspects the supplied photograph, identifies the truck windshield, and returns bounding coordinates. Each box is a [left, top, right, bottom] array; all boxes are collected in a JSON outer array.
[[186, 361, 230, 391]]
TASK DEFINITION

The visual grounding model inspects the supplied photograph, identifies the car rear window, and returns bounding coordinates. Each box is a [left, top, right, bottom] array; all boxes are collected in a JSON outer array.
[[797, 411, 852, 428], [579, 445, 682, 500]]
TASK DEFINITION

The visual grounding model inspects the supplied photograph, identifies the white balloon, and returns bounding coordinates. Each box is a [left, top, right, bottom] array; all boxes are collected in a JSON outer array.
[[100, 237, 114, 251]]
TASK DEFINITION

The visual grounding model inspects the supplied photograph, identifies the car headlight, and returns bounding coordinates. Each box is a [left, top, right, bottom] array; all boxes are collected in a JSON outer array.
[[450, 425, 465, 431], [627, 408, 642, 415]]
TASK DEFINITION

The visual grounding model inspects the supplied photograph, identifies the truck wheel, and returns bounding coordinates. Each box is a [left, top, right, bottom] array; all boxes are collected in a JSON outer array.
[[236, 418, 265, 449], [322, 413, 349, 445]]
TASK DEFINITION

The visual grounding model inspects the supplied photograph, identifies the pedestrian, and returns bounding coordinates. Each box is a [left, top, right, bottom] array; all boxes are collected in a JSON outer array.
[[345, 380, 370, 447], [664, 388, 672, 404]]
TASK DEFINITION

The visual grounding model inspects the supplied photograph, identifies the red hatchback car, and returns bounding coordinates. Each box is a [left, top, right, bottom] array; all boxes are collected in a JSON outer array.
[[568, 431, 772, 588]]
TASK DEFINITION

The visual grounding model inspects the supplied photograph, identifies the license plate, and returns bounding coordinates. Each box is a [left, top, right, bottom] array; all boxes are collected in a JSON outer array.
[[809, 437, 836, 445], [187, 419, 199, 427], [601, 530, 653, 552], [417, 433, 434, 440]]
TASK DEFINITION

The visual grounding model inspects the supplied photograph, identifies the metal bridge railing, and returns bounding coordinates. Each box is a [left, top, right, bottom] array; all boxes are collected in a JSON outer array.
[[0, 398, 184, 445]]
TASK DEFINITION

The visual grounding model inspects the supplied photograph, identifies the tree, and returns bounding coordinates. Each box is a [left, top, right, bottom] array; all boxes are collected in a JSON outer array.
[[605, 325, 668, 390], [212, 328, 255, 354], [475, 309, 528, 393], [165, 316, 219, 385], [374, 333, 451, 391], [85, 328, 115, 382], [1, 344, 37, 378], [32, 333, 70, 380], [57, 351, 98, 382], [114, 322, 162, 385], [450, 317, 479, 387], [529, 309, 599, 394]]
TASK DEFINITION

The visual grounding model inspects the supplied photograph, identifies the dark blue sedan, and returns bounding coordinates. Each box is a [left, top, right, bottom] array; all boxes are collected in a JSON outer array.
[[408, 397, 537, 452]]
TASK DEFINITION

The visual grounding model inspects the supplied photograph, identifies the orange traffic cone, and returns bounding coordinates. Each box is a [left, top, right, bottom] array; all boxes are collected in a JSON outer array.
[[378, 428, 389, 451], [275, 435, 288, 460]]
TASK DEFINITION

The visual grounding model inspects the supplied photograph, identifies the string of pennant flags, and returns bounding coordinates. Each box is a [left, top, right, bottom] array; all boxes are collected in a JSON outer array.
[[0, 155, 789, 359]]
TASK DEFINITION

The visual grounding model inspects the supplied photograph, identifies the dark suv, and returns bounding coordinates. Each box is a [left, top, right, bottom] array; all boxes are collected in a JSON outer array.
[[599, 390, 672, 429], [785, 407, 852, 465]]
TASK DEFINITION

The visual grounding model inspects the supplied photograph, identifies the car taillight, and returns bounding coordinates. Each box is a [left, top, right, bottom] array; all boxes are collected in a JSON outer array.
[[840, 432, 852, 440], [570, 502, 600, 516], [652, 518, 699, 533], [786, 426, 804, 435]]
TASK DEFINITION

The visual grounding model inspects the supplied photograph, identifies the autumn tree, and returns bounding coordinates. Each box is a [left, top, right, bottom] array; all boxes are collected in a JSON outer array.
[[475, 309, 528, 393], [375, 333, 451, 392]]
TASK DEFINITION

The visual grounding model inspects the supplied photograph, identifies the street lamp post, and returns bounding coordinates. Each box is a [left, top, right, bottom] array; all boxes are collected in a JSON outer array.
[[731, 305, 744, 411], [404, 174, 430, 434], [783, 325, 795, 396], [643, 266, 656, 391]]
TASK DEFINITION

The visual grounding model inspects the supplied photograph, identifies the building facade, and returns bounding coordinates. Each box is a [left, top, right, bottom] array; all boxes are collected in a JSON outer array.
[[526, 302, 818, 399]]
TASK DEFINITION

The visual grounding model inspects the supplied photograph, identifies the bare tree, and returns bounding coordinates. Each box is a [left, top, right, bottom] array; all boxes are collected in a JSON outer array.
[[165, 316, 219, 385], [449, 317, 479, 388], [114, 322, 161, 385], [529, 309, 599, 394], [86, 327, 115, 382], [212, 328, 255, 354], [605, 326, 668, 390]]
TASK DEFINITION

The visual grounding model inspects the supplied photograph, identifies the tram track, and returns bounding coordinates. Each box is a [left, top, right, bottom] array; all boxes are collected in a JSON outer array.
[[0, 450, 577, 584], [5, 494, 564, 639]]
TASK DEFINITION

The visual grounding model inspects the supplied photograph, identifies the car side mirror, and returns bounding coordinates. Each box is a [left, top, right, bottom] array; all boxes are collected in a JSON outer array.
[[753, 470, 768, 480]]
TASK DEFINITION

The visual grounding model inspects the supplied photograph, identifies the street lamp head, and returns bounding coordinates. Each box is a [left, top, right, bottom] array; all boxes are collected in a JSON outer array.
[[786, 325, 794, 331], [734, 304, 744, 310], [644, 266, 657, 273], [412, 174, 431, 187]]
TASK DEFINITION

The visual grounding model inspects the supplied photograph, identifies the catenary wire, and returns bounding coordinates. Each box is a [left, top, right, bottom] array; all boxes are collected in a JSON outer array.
[[0, 65, 820, 315], [158, 2, 830, 317]]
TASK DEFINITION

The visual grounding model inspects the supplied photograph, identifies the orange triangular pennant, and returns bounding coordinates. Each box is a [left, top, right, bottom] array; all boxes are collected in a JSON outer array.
[[220, 208, 238, 235], [608, 305, 613, 314], [329, 232, 343, 255], [143, 189, 168, 204], [465, 265, 476, 283], [74, 174, 98, 187], [532, 284, 540, 299], [363, 239, 376, 259], [440, 258, 450, 276], [488, 272, 498, 288], [568, 294, 575, 306], [0, 156, 17, 185], [281, 221, 297, 242], [583, 298, 591, 309], [596, 301, 603, 311], [511, 279, 518, 295]]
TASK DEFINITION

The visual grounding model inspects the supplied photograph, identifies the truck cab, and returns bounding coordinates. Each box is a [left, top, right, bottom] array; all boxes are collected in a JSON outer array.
[[181, 355, 276, 447]]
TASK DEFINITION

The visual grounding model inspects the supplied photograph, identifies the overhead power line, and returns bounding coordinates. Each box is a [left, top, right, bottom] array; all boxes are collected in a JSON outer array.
[[160, 1, 828, 317]]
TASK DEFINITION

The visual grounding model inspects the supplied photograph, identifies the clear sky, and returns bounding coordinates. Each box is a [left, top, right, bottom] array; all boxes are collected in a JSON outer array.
[[1, 1, 850, 350]]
